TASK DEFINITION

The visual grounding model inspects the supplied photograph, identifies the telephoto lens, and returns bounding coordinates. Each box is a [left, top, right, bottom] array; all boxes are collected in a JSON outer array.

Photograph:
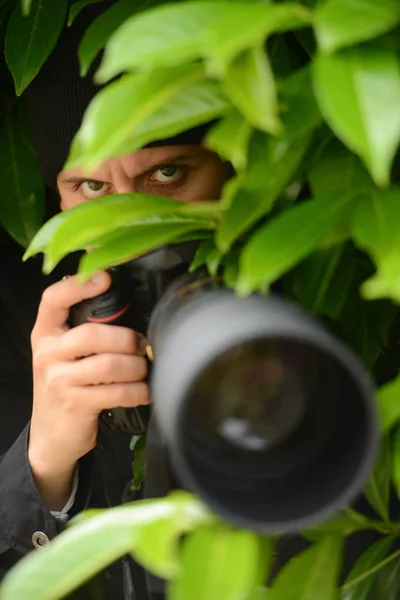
[[148, 273, 379, 534]]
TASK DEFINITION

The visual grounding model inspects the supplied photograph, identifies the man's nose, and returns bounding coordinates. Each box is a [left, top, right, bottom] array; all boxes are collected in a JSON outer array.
[[116, 179, 136, 194]]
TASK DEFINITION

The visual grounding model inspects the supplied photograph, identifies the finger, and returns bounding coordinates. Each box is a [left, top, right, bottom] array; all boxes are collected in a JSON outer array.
[[33, 271, 111, 339], [82, 381, 151, 409], [54, 323, 147, 361], [58, 353, 148, 386]]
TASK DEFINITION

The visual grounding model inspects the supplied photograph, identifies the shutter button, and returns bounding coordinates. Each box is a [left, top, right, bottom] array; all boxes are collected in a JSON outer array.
[[32, 531, 50, 548]]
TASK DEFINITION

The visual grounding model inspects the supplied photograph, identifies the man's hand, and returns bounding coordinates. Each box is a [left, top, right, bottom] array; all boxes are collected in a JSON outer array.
[[28, 271, 149, 511]]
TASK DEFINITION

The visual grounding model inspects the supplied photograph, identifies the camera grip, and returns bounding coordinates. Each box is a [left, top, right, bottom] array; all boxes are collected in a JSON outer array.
[[69, 267, 150, 435]]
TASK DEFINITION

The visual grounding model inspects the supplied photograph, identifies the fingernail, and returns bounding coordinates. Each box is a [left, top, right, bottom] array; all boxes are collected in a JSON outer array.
[[138, 333, 150, 356]]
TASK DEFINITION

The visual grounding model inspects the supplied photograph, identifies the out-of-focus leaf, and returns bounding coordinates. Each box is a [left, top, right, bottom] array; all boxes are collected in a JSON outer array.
[[169, 525, 272, 600], [377, 374, 400, 432], [309, 141, 374, 199], [5, 0, 68, 95], [78, 0, 154, 76], [0, 491, 214, 600], [237, 192, 355, 295], [313, 46, 400, 187], [341, 536, 395, 600], [351, 187, 400, 302], [366, 553, 400, 600], [66, 65, 230, 172], [0, 112, 44, 247], [304, 508, 384, 542], [68, 0, 106, 27], [221, 45, 281, 135], [96, 1, 311, 82], [21, 0, 32, 15], [315, 0, 400, 53], [270, 536, 343, 600], [393, 426, 400, 501], [278, 65, 321, 141], [363, 435, 391, 521], [216, 131, 312, 253], [205, 109, 252, 171], [75, 217, 215, 279]]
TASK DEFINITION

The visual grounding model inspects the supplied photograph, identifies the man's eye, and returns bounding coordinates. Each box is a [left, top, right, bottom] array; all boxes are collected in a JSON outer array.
[[151, 166, 182, 183], [80, 180, 108, 198]]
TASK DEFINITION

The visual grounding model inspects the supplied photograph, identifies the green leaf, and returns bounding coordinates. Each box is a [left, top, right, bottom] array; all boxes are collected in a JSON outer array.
[[68, 0, 106, 27], [393, 426, 400, 501], [169, 525, 272, 600], [221, 45, 281, 135], [366, 554, 400, 600], [130, 434, 146, 491], [351, 187, 400, 302], [313, 46, 400, 188], [270, 536, 343, 600], [96, 1, 311, 83], [237, 192, 355, 295], [309, 141, 374, 199], [304, 508, 384, 542], [288, 245, 354, 320], [315, 0, 400, 53], [0, 491, 214, 600], [32, 193, 211, 265], [67, 66, 230, 172], [78, 0, 153, 77], [363, 435, 391, 521], [189, 239, 217, 272], [21, 0, 32, 16], [278, 65, 322, 141], [5, 0, 68, 95], [216, 131, 312, 253], [341, 536, 395, 600], [204, 2, 312, 76], [378, 375, 400, 432], [74, 217, 215, 279], [205, 109, 252, 171], [0, 112, 44, 247]]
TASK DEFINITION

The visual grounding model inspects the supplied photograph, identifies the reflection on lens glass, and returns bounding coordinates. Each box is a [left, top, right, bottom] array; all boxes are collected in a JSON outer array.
[[187, 339, 319, 452]]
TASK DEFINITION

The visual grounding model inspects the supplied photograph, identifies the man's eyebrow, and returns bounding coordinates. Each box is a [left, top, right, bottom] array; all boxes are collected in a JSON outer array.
[[58, 175, 103, 185]]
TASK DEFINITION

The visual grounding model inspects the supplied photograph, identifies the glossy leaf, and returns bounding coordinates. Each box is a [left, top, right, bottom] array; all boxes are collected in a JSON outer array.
[[313, 46, 400, 187], [216, 131, 312, 253], [169, 525, 272, 600], [378, 375, 400, 432], [0, 492, 214, 600], [66, 65, 230, 172], [78, 0, 154, 76], [270, 536, 343, 600], [68, 0, 106, 27], [351, 187, 400, 302], [315, 0, 400, 53], [5, 0, 68, 95], [221, 45, 281, 135], [74, 217, 215, 278], [237, 192, 355, 295], [363, 435, 391, 521], [96, 1, 311, 82], [0, 112, 44, 247], [341, 536, 395, 600], [205, 109, 252, 171]]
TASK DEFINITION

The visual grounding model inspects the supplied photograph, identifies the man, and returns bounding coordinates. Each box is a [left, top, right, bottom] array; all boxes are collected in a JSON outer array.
[[0, 2, 231, 598]]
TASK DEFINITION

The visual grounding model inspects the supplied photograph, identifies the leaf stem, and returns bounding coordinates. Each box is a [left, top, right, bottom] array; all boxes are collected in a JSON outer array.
[[341, 548, 400, 592]]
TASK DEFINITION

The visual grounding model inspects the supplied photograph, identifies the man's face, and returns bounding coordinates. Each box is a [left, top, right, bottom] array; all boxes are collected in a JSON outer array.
[[57, 144, 231, 210]]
